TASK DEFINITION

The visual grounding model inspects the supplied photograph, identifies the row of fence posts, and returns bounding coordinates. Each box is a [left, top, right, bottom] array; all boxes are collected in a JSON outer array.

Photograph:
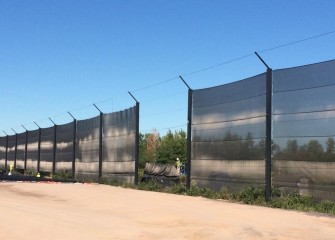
[[2, 117, 77, 177], [2, 95, 140, 185], [2, 53, 272, 200], [180, 52, 273, 201]]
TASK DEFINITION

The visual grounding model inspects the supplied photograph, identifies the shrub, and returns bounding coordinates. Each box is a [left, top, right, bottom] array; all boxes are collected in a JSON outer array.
[[137, 181, 164, 192], [269, 193, 314, 211], [187, 185, 220, 199], [315, 200, 335, 215], [237, 186, 265, 204], [99, 180, 335, 215], [53, 170, 72, 180], [24, 169, 37, 176], [169, 184, 187, 194]]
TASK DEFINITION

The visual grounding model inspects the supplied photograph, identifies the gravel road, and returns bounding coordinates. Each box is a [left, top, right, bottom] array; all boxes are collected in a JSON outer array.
[[1, 182, 335, 240]]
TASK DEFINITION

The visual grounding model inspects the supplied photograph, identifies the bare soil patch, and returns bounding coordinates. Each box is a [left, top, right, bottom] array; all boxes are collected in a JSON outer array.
[[1, 182, 335, 240]]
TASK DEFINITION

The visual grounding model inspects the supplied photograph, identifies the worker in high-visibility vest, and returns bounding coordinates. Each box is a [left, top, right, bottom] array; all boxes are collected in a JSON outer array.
[[8, 162, 14, 176], [176, 158, 181, 175]]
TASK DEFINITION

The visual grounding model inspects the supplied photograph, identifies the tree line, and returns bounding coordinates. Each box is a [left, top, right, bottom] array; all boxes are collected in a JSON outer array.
[[139, 130, 335, 166], [273, 137, 335, 161], [139, 129, 186, 168]]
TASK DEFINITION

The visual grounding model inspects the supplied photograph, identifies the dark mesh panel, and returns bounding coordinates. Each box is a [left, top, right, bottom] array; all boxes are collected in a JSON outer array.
[[39, 127, 55, 172], [75, 116, 100, 181], [273, 59, 335, 201], [26, 130, 39, 171], [16, 133, 26, 170], [102, 107, 136, 183], [56, 122, 74, 172], [192, 73, 267, 190], [0, 137, 6, 169], [6, 135, 16, 167]]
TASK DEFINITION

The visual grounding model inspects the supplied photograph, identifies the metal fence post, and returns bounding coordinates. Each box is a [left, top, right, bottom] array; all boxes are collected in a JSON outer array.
[[73, 120, 77, 179], [22, 125, 28, 171], [68, 112, 77, 179], [93, 104, 103, 181], [128, 92, 140, 185], [49, 118, 57, 176], [265, 68, 273, 201], [179, 76, 193, 189], [10, 129, 18, 169], [99, 112, 103, 179], [135, 101, 140, 185], [186, 88, 193, 189], [14, 134, 17, 169], [53, 125, 57, 175], [38, 129, 41, 172], [3, 131, 8, 171], [255, 52, 273, 202], [5, 135, 8, 170], [35, 122, 41, 172]]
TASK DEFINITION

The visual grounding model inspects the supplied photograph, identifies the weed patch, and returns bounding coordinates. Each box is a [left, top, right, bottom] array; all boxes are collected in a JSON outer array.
[[99, 180, 335, 215]]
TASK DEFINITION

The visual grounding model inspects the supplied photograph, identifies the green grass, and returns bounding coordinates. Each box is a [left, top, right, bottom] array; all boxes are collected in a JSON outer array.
[[53, 169, 73, 180], [24, 169, 38, 177], [101, 180, 335, 215], [13, 167, 335, 215]]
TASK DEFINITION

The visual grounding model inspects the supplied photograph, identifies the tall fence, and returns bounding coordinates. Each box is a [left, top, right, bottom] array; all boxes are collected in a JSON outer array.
[[0, 106, 139, 184], [1, 58, 335, 201], [191, 73, 267, 190], [191, 59, 335, 201], [272, 60, 335, 201]]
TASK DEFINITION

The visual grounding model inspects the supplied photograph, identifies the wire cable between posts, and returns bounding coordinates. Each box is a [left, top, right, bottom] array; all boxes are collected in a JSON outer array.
[[2, 29, 335, 136], [130, 29, 335, 93], [258, 30, 335, 53]]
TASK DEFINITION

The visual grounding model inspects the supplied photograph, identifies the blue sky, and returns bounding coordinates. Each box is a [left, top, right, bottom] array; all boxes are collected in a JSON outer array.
[[1, 0, 335, 136]]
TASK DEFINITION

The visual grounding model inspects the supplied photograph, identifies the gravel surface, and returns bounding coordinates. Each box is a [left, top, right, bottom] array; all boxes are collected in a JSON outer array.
[[1, 182, 335, 240]]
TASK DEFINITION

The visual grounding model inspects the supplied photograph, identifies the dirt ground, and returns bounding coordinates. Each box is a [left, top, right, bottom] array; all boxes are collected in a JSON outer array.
[[1, 182, 335, 240]]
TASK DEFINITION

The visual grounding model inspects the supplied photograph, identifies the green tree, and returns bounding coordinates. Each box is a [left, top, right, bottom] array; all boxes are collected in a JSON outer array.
[[324, 137, 335, 161], [287, 139, 298, 153], [156, 130, 187, 164], [306, 140, 324, 161], [271, 140, 281, 158], [139, 130, 160, 168], [222, 131, 242, 160], [284, 139, 299, 160], [326, 137, 335, 153], [240, 132, 255, 160]]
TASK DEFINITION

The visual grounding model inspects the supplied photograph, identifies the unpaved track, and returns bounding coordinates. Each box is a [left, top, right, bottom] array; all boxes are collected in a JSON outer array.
[[0, 182, 335, 240]]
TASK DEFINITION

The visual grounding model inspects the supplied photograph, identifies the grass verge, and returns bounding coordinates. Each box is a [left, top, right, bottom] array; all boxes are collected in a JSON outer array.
[[102, 180, 335, 215]]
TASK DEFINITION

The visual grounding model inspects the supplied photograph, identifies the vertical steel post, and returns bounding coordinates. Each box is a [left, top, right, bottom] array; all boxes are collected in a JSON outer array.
[[49, 118, 57, 176], [73, 120, 77, 179], [11, 129, 18, 169], [14, 134, 17, 169], [93, 104, 103, 181], [99, 112, 103, 180], [21, 125, 28, 171], [24, 130, 28, 171], [186, 88, 193, 189], [35, 122, 41, 172], [4, 133, 8, 171], [179, 76, 193, 189], [38, 129, 41, 172], [128, 92, 140, 185], [68, 112, 77, 179], [255, 52, 272, 202], [52, 126, 57, 175], [265, 68, 273, 202], [134, 101, 140, 185]]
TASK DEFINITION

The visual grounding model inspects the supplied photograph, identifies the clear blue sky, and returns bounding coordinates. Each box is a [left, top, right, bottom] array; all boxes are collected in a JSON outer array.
[[1, 0, 335, 136]]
